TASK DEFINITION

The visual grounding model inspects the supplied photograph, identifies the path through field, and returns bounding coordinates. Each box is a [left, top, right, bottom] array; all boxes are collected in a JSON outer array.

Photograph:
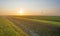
[[7, 16, 60, 36]]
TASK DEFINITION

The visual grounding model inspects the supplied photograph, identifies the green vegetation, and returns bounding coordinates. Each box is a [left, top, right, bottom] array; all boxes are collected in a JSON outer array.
[[15, 16, 60, 26], [23, 18, 60, 26], [1, 16, 60, 36], [13, 16, 60, 36], [17, 16, 60, 22], [0, 16, 28, 36]]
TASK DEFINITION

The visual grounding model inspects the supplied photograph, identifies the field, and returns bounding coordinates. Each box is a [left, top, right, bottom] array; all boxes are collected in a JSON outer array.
[[14, 16, 60, 26], [16, 16, 60, 22], [0, 16, 60, 36], [0, 16, 28, 36]]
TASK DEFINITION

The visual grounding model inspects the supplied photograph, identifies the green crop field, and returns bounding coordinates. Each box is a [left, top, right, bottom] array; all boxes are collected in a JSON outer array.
[[14, 16, 60, 26], [0, 16, 28, 36], [0, 16, 60, 36], [11, 16, 60, 36], [16, 16, 60, 22]]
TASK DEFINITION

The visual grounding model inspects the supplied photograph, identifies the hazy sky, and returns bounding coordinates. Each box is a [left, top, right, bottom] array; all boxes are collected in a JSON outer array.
[[0, 0, 60, 15]]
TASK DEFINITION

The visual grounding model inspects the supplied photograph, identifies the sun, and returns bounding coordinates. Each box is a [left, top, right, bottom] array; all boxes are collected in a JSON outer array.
[[19, 9, 23, 15]]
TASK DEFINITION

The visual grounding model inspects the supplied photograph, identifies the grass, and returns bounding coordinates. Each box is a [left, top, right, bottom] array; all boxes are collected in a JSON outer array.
[[14, 16, 60, 26], [16, 16, 60, 22], [24, 18, 60, 26], [12, 16, 60, 36], [0, 16, 28, 36]]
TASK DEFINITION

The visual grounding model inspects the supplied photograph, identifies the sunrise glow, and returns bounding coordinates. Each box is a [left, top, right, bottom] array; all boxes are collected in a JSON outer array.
[[19, 9, 24, 15]]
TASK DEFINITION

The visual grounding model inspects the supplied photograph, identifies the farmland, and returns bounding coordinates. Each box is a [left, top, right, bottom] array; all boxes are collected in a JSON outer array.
[[0, 16, 28, 36], [15, 16, 60, 22], [7, 16, 60, 36], [0, 16, 60, 36]]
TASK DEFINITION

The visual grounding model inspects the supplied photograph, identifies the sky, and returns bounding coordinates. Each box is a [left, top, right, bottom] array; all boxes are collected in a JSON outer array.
[[0, 0, 60, 15]]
